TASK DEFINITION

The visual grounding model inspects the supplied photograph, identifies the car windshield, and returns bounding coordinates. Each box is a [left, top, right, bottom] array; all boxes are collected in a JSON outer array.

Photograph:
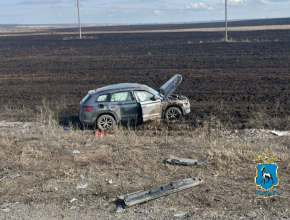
[[147, 86, 164, 99]]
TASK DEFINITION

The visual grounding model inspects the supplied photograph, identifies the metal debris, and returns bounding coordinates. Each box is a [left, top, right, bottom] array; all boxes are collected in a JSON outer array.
[[80, 174, 86, 180], [118, 177, 203, 207], [76, 183, 87, 189], [73, 150, 80, 154], [10, 173, 20, 179], [1, 207, 10, 213], [116, 205, 124, 213], [108, 179, 113, 184], [69, 198, 77, 203], [269, 130, 290, 137], [166, 155, 210, 166], [214, 196, 222, 201], [174, 212, 189, 217]]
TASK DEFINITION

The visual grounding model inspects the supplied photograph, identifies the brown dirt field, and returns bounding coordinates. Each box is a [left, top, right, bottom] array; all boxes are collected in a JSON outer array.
[[1, 28, 290, 128]]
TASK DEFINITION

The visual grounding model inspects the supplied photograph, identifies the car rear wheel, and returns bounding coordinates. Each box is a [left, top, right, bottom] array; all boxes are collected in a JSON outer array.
[[165, 107, 182, 121], [96, 115, 116, 130]]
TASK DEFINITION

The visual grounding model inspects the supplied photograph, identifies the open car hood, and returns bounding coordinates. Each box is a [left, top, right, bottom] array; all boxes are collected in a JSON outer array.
[[159, 74, 182, 99]]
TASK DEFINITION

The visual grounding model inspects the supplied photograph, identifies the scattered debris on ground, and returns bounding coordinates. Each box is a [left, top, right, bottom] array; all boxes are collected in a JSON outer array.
[[174, 212, 190, 218], [76, 183, 88, 189], [214, 196, 222, 202], [118, 177, 203, 208], [269, 130, 290, 137], [80, 174, 86, 180], [69, 198, 77, 204], [10, 173, 20, 179], [116, 205, 125, 213], [166, 155, 210, 166], [1, 207, 10, 213], [73, 150, 80, 154], [1, 120, 290, 219]]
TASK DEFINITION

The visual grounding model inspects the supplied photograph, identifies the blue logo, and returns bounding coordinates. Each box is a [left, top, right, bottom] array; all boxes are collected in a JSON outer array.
[[255, 163, 278, 191], [253, 149, 280, 191]]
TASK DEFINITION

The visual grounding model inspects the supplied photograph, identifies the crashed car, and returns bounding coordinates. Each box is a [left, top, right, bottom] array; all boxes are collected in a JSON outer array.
[[79, 74, 190, 130]]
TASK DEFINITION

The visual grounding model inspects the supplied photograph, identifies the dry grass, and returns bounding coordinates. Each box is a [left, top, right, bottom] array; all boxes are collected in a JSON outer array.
[[248, 102, 290, 130], [1, 102, 290, 218]]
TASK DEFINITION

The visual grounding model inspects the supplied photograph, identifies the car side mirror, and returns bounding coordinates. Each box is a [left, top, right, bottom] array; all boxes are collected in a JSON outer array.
[[151, 95, 159, 101]]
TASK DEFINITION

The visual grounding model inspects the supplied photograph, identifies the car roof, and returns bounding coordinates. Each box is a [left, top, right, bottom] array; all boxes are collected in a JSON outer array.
[[89, 83, 149, 95]]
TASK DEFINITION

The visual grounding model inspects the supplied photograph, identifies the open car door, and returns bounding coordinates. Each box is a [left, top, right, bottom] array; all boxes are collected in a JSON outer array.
[[134, 91, 162, 122], [159, 74, 182, 99]]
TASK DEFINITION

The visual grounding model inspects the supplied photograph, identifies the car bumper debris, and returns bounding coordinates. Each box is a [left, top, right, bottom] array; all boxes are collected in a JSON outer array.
[[166, 155, 211, 166], [118, 177, 203, 208]]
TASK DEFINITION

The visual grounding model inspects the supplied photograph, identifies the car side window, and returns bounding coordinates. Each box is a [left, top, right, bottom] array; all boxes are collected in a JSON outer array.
[[96, 94, 108, 102], [111, 91, 133, 102], [135, 91, 155, 102]]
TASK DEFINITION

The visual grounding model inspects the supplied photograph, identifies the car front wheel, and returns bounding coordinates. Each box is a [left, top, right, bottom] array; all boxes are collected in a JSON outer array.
[[96, 115, 116, 130], [165, 107, 182, 121]]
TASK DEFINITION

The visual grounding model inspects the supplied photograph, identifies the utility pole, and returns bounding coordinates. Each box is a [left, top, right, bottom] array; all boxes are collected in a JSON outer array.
[[225, 0, 228, 42], [77, 0, 82, 39]]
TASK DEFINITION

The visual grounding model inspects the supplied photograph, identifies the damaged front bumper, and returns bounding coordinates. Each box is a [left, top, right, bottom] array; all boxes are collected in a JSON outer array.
[[182, 102, 191, 115], [167, 94, 191, 116]]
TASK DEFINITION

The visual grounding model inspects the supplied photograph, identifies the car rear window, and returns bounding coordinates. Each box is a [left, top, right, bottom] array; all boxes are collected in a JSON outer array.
[[96, 94, 109, 102], [81, 94, 91, 103]]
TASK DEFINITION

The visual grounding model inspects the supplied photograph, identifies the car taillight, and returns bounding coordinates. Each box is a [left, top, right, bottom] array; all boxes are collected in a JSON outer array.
[[83, 106, 94, 112]]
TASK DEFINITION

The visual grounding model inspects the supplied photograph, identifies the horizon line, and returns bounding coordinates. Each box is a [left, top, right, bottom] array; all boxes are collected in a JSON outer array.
[[1, 16, 290, 26]]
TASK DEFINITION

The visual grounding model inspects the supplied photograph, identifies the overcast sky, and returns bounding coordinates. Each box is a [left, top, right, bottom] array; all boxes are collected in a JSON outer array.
[[0, 0, 289, 24]]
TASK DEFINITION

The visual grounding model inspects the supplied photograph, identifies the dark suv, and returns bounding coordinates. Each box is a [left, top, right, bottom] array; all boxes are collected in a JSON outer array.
[[80, 74, 190, 130]]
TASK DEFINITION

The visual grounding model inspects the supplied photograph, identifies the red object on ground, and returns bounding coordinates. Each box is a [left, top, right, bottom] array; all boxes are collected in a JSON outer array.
[[95, 129, 106, 138]]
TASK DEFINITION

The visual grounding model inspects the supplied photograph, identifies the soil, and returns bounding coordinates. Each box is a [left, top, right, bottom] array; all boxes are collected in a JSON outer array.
[[1, 24, 290, 127]]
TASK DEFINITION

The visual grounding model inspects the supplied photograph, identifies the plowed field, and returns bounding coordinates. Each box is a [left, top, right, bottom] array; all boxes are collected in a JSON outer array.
[[1, 28, 290, 127]]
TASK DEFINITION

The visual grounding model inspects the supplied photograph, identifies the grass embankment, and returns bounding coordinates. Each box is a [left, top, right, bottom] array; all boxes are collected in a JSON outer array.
[[1, 101, 290, 218]]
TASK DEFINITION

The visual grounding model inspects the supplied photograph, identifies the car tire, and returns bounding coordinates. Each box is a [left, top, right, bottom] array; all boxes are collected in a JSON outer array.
[[165, 107, 182, 121], [96, 115, 116, 130]]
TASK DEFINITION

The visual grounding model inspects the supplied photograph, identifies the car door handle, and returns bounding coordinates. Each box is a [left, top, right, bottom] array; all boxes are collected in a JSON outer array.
[[110, 106, 116, 108], [142, 106, 147, 108]]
